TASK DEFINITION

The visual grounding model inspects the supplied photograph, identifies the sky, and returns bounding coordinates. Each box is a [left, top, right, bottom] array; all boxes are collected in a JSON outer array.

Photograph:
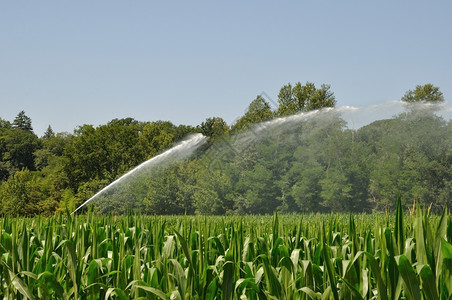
[[1, 1, 451, 136]]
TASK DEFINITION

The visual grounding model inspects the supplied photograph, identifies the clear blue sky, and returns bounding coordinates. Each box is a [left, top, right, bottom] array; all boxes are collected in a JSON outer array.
[[1, 1, 451, 136]]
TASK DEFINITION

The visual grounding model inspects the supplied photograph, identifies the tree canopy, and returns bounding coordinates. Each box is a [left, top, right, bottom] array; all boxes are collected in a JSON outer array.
[[232, 95, 273, 132], [277, 82, 336, 116], [1, 82, 450, 216], [401, 83, 444, 103], [12, 110, 34, 132]]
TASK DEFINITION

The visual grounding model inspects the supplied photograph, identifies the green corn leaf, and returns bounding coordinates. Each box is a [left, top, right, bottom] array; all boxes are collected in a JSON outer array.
[[8, 269, 36, 300], [279, 256, 293, 273], [441, 238, 452, 259], [299, 286, 320, 299], [322, 242, 339, 300], [222, 249, 234, 300], [341, 277, 364, 300], [435, 207, 448, 278], [169, 259, 187, 300], [440, 238, 452, 296], [162, 235, 175, 259], [170, 290, 182, 300], [2, 232, 12, 252], [414, 206, 428, 266], [395, 194, 404, 255], [135, 284, 169, 300], [259, 254, 282, 298], [417, 264, 438, 300], [290, 249, 301, 274], [105, 287, 128, 300], [37, 271, 66, 299], [395, 254, 421, 300], [235, 278, 259, 295], [87, 259, 99, 286], [58, 240, 78, 299], [205, 276, 219, 300], [254, 266, 264, 285], [321, 286, 332, 300], [359, 251, 388, 300], [20, 271, 38, 280], [174, 230, 193, 267]]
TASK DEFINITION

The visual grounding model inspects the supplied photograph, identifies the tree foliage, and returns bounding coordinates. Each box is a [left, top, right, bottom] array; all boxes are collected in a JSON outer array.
[[277, 82, 336, 116], [233, 95, 273, 132], [401, 83, 444, 102], [1, 82, 451, 216], [12, 110, 34, 132], [199, 117, 229, 139]]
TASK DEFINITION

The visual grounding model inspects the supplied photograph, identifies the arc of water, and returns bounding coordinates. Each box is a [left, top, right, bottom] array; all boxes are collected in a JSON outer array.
[[72, 133, 207, 214]]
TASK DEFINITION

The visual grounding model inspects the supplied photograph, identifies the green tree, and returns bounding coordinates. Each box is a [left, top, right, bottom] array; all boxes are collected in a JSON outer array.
[[65, 119, 146, 190], [0, 127, 39, 177], [233, 95, 273, 131], [41, 155, 73, 214], [360, 110, 452, 212], [199, 117, 229, 139], [193, 168, 233, 215], [140, 121, 175, 156], [12, 110, 34, 132], [43, 125, 55, 139], [143, 168, 179, 214], [287, 159, 324, 213], [0, 118, 11, 128], [277, 82, 336, 116], [401, 83, 444, 102], [0, 169, 41, 216], [35, 132, 71, 170], [235, 164, 280, 214]]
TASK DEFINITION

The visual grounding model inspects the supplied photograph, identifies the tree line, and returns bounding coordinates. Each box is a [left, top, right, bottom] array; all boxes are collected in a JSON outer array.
[[0, 83, 449, 216]]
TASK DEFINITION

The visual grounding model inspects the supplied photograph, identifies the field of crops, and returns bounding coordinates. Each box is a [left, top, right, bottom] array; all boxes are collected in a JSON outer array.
[[1, 200, 452, 299]]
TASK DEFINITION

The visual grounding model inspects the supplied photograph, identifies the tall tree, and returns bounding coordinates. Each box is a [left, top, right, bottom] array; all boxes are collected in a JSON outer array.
[[43, 125, 55, 139], [0, 118, 11, 128], [401, 83, 444, 102], [12, 110, 33, 132], [0, 127, 39, 177], [199, 117, 229, 139], [0, 169, 41, 216], [277, 82, 336, 116], [233, 95, 274, 131]]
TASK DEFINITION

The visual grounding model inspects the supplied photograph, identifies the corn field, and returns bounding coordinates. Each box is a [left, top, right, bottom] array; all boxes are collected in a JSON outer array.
[[1, 199, 452, 299]]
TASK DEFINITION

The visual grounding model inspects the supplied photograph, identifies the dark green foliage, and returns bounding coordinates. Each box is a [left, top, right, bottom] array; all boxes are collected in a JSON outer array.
[[12, 110, 33, 132], [1, 82, 451, 216], [199, 117, 229, 139], [0, 126, 39, 180], [232, 95, 273, 132], [401, 83, 444, 103], [277, 82, 336, 116]]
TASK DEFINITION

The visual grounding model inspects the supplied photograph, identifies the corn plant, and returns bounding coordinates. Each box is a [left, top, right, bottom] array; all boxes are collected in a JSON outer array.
[[0, 199, 452, 299]]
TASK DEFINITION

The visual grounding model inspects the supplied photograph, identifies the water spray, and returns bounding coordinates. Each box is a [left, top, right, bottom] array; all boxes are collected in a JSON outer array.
[[72, 133, 207, 214]]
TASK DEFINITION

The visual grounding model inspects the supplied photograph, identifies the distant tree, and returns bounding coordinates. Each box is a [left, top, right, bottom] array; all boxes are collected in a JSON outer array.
[[64, 119, 194, 194], [0, 118, 11, 128], [140, 121, 176, 156], [288, 159, 324, 213], [199, 117, 229, 139], [233, 95, 274, 131], [0, 169, 40, 216], [43, 125, 55, 139], [0, 127, 39, 176], [193, 168, 233, 215], [277, 82, 336, 116], [142, 167, 192, 215], [401, 83, 444, 103], [235, 164, 280, 214], [12, 110, 33, 132]]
